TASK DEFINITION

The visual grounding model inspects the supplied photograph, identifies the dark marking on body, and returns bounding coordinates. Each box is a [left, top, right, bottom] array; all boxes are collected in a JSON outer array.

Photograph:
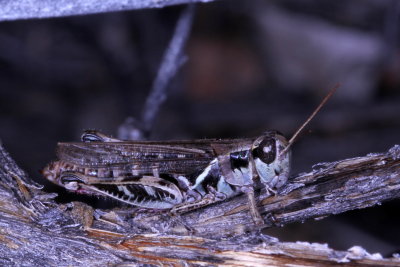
[[200, 166, 222, 193], [159, 173, 180, 187], [230, 150, 249, 170]]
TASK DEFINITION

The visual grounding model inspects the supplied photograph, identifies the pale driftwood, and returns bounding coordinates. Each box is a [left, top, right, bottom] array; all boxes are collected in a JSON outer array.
[[0, 0, 212, 21], [0, 142, 399, 266]]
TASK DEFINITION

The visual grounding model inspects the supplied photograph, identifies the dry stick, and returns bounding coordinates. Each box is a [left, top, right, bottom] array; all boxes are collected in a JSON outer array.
[[140, 4, 195, 138], [118, 4, 195, 140]]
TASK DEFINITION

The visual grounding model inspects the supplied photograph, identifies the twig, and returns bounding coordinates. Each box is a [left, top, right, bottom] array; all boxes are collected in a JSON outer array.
[[118, 4, 195, 140], [0, 0, 209, 21], [141, 4, 195, 136]]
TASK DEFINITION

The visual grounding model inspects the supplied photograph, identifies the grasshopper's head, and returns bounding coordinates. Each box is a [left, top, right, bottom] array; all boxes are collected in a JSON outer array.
[[251, 131, 291, 189], [249, 84, 339, 189]]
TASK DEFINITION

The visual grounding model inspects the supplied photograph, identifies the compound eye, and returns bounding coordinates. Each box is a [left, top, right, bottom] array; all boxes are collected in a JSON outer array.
[[252, 137, 276, 164]]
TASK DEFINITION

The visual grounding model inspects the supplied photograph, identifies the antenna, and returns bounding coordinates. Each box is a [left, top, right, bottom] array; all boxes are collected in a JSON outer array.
[[279, 83, 340, 157]]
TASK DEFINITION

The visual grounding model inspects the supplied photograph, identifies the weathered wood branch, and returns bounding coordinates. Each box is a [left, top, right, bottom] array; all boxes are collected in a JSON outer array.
[[0, 0, 213, 21], [0, 142, 399, 266]]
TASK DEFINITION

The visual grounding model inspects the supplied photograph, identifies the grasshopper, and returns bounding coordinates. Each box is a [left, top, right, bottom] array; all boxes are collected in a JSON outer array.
[[42, 85, 338, 225]]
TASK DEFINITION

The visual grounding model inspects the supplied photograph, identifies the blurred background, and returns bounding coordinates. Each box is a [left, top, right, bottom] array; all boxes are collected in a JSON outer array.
[[0, 0, 399, 256]]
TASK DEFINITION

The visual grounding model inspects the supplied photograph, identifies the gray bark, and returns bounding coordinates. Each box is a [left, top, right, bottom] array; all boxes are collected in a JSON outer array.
[[0, 0, 214, 21]]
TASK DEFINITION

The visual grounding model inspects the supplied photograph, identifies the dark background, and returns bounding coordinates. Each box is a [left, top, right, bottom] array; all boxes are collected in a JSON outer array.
[[0, 0, 399, 256]]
